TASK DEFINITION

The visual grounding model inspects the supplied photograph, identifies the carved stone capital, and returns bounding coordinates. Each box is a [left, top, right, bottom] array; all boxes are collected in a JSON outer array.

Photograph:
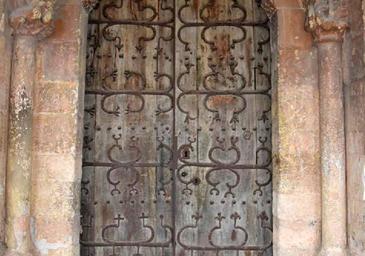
[[10, 0, 57, 39], [261, 0, 277, 19], [82, 0, 99, 12], [305, 0, 348, 43]]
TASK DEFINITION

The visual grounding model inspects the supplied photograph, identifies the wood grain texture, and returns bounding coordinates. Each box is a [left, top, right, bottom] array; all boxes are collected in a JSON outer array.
[[81, 1, 272, 255]]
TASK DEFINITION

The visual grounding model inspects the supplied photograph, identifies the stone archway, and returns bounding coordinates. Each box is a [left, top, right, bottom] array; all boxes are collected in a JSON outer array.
[[0, 0, 350, 255]]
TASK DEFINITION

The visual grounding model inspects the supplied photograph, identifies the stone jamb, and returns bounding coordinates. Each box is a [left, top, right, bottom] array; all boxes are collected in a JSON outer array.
[[0, 0, 13, 254], [344, 0, 365, 253], [265, 0, 322, 255]]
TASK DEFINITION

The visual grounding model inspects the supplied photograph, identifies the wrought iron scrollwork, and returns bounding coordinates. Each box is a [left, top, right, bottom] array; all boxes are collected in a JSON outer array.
[[81, 0, 272, 255]]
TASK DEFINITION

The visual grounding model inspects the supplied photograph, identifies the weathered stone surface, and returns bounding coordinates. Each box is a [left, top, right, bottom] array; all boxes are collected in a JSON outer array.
[[303, 0, 350, 254], [33, 113, 78, 154], [262, 0, 303, 16], [9, 0, 58, 39], [4, 1, 61, 255], [5, 35, 37, 256], [50, 4, 83, 42], [345, 0, 365, 253], [32, 153, 82, 182], [272, 7, 321, 254], [0, 0, 12, 251], [27, 2, 87, 255], [274, 216, 320, 253], [305, 0, 348, 42], [31, 180, 79, 218], [31, 180, 80, 256], [316, 20, 348, 256], [269, 3, 321, 255], [37, 42, 79, 82], [277, 9, 312, 49], [34, 82, 78, 113]]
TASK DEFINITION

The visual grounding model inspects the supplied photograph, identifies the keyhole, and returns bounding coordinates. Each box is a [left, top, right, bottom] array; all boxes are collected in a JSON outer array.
[[182, 149, 190, 159]]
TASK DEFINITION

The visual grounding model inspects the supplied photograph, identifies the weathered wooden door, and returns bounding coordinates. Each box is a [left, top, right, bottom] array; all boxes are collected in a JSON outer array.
[[81, 1, 272, 255]]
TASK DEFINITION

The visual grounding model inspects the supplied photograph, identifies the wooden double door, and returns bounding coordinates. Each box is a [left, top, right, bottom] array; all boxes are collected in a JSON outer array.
[[81, 0, 272, 255]]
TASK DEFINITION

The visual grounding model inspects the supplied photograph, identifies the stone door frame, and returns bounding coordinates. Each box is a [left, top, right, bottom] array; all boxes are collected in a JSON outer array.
[[0, 0, 349, 255]]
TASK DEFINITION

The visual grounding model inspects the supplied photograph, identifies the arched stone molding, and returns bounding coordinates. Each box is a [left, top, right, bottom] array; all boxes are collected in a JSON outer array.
[[305, 0, 350, 255]]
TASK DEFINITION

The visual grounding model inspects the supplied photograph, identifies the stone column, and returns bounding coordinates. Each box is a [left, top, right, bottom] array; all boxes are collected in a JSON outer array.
[[5, 35, 36, 256], [305, 1, 349, 255], [5, 2, 57, 256]]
